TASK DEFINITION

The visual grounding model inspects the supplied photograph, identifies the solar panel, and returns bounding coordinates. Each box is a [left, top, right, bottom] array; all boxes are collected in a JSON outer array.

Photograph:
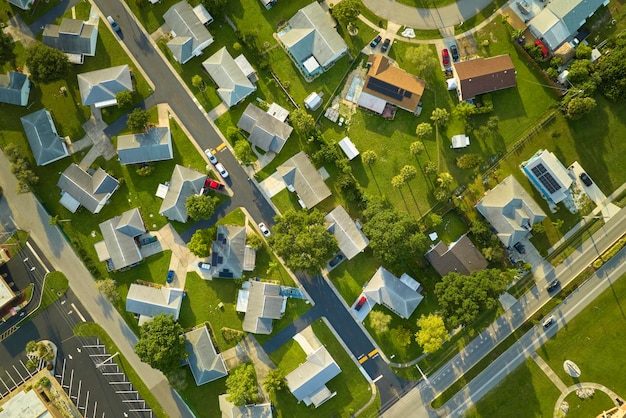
[[211, 253, 218, 265], [218, 256, 224, 264], [531, 163, 562, 194], [217, 233, 224, 241], [367, 77, 405, 101], [403, 90, 412, 98]]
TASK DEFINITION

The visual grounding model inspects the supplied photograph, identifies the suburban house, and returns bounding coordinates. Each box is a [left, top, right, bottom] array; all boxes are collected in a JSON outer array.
[[184, 326, 228, 386], [43, 18, 98, 64], [363, 267, 424, 319], [358, 54, 426, 115], [0, 71, 30, 106], [476, 175, 547, 248], [163, 1, 214, 64], [117, 127, 173, 165], [202, 47, 257, 107], [95, 208, 146, 272], [77, 65, 133, 108], [57, 163, 120, 214], [452, 55, 516, 101], [126, 283, 184, 324], [219, 395, 273, 418], [211, 225, 256, 279], [528, 0, 609, 51], [521, 149, 573, 205], [159, 165, 206, 223], [277, 2, 348, 78], [6, 0, 33, 10], [425, 234, 488, 277], [237, 103, 293, 154], [21, 109, 70, 166], [237, 280, 286, 334], [277, 151, 332, 209], [324, 205, 369, 260], [285, 346, 341, 407]]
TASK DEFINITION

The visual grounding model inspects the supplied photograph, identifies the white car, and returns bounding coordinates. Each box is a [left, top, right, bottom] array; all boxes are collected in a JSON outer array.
[[198, 262, 211, 270], [204, 148, 218, 165], [258, 222, 271, 237], [215, 162, 229, 179]]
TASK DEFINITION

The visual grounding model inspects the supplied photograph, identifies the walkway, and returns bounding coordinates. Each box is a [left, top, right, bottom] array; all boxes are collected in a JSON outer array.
[[262, 306, 323, 354], [555, 382, 623, 416], [531, 352, 568, 393]]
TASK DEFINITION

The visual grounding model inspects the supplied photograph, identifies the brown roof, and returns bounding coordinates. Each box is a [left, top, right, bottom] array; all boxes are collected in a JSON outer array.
[[425, 234, 488, 277], [453, 55, 516, 100], [361, 54, 426, 112]]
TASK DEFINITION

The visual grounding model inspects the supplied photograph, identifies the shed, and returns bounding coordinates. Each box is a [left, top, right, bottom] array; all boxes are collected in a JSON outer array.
[[304, 92, 322, 111], [338, 137, 359, 160], [267, 102, 289, 122], [192, 4, 213, 25], [451, 134, 470, 149]]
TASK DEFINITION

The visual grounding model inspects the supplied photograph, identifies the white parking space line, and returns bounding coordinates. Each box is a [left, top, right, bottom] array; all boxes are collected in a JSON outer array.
[[26, 241, 50, 274], [5, 371, 17, 388], [71, 303, 87, 322]]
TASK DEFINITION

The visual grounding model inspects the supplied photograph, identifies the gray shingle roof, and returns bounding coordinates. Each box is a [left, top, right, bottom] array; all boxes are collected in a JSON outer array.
[[202, 47, 256, 107], [43, 18, 98, 57], [363, 267, 424, 319], [325, 206, 369, 260], [7, 0, 33, 10], [277, 151, 331, 209], [0, 71, 29, 106], [159, 165, 206, 223], [21, 109, 69, 166], [218, 395, 273, 418], [97, 208, 145, 271], [475, 175, 547, 247], [286, 345, 341, 404], [184, 327, 228, 385], [211, 225, 253, 279], [237, 104, 293, 153], [126, 283, 183, 320], [117, 127, 173, 165], [78, 65, 132, 107], [242, 281, 284, 334], [164, 1, 213, 64], [57, 163, 119, 213], [425, 234, 488, 277]]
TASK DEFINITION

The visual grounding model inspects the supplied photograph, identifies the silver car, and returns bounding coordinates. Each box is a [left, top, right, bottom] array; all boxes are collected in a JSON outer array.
[[215, 162, 229, 179]]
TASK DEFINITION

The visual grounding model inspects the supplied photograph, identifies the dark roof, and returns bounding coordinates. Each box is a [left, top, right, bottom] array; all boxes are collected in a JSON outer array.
[[43, 18, 97, 56], [0, 72, 29, 106], [237, 104, 293, 153], [57, 163, 120, 213], [185, 327, 228, 385], [425, 234, 489, 277], [21, 109, 69, 166], [117, 127, 173, 164], [453, 55, 516, 100], [211, 225, 252, 279]]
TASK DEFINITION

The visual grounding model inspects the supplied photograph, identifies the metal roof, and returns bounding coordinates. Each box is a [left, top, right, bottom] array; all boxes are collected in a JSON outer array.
[[98, 208, 145, 270], [117, 127, 173, 165], [0, 71, 29, 106], [325, 205, 368, 260], [126, 283, 183, 320], [363, 267, 424, 319], [21, 109, 69, 166], [286, 345, 341, 404], [164, 1, 214, 64], [242, 281, 284, 334], [57, 163, 119, 213], [202, 47, 256, 107]]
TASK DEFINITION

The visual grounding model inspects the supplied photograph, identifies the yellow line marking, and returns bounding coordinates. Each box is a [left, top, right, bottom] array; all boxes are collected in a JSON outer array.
[[216, 143, 227, 151], [358, 356, 368, 364], [368, 349, 378, 358]]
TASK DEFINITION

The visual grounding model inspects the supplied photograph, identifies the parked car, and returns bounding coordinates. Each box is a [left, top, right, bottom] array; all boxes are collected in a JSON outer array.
[[258, 222, 271, 237], [355, 296, 367, 311], [204, 148, 218, 165], [579, 172, 593, 187], [370, 35, 382, 48], [107, 16, 120, 33], [514, 242, 526, 254], [328, 253, 344, 268], [534, 40, 549, 59], [546, 279, 560, 293], [198, 262, 211, 270], [203, 178, 225, 192], [442, 48, 450, 66], [543, 315, 556, 329], [140, 236, 158, 246], [215, 162, 229, 179], [381, 38, 391, 53], [450, 44, 459, 61], [166, 270, 174, 283]]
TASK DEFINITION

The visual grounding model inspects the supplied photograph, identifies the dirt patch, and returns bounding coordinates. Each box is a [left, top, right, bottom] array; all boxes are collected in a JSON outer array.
[[456, 33, 479, 58]]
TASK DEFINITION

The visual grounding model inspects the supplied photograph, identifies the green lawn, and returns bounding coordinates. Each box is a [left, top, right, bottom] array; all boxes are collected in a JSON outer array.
[[327, 250, 380, 304], [393, 0, 457, 8], [268, 338, 307, 374], [123, 0, 202, 34], [217, 207, 246, 227], [38, 272, 68, 313], [454, 0, 510, 35], [178, 367, 226, 418], [562, 391, 615, 418]]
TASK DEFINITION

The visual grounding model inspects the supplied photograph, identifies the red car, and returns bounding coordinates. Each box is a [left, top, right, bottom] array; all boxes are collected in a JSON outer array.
[[534, 40, 549, 59], [355, 296, 367, 311], [204, 178, 225, 192], [442, 48, 450, 66]]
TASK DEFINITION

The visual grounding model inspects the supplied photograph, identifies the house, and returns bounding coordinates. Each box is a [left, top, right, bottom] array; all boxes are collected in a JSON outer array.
[[528, 0, 609, 51], [202, 48, 257, 107], [78, 65, 133, 108], [126, 283, 184, 323], [43, 18, 98, 64], [159, 165, 206, 223], [95, 208, 146, 271], [425, 234, 488, 277], [521, 149, 573, 205], [211, 225, 256, 279], [117, 127, 173, 165], [363, 267, 424, 319], [184, 326, 228, 385], [358, 54, 426, 114], [277, 151, 332, 209], [6, 0, 34, 10], [21, 109, 69, 166], [0, 275, 17, 311], [324, 206, 369, 260], [277, 2, 348, 77], [337, 137, 359, 160], [476, 175, 547, 248], [163, 1, 214, 64], [57, 163, 120, 214], [452, 55, 516, 101], [238, 280, 286, 334], [219, 394, 273, 418], [285, 346, 341, 407], [237, 103, 293, 154], [0, 71, 30, 106]]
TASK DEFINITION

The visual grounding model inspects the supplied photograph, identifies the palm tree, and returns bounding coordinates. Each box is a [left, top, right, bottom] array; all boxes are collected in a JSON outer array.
[[400, 165, 417, 182], [49, 215, 71, 226], [391, 175, 405, 190], [437, 172, 454, 189]]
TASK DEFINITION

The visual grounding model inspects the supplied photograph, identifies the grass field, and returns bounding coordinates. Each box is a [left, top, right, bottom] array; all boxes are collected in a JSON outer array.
[[38, 271, 68, 313]]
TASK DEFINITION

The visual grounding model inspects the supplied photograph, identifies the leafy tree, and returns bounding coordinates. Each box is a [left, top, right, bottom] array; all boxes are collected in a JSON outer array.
[[127, 108, 150, 133], [269, 209, 338, 273], [437, 172, 453, 189], [566, 96, 596, 119], [25, 44, 70, 83], [456, 154, 483, 169], [415, 122, 433, 140], [0, 31, 15, 65], [470, 220, 492, 244], [362, 150, 377, 166], [368, 310, 392, 334], [331, 0, 359, 26], [415, 314, 448, 354], [134, 314, 188, 376], [226, 364, 259, 407], [549, 57, 562, 69], [290, 108, 315, 135], [435, 269, 517, 328], [453, 101, 476, 120], [203, 0, 228, 15], [424, 213, 442, 228], [192, 74, 203, 90], [576, 43, 592, 60], [566, 59, 591, 85], [188, 228, 216, 257], [430, 108, 450, 127], [26, 340, 38, 354], [116, 91, 133, 109], [234, 140, 254, 165], [391, 175, 405, 190], [95, 278, 120, 303], [264, 368, 286, 395], [595, 36, 626, 101], [186, 194, 217, 221], [246, 234, 263, 250], [433, 187, 449, 202], [482, 244, 504, 262], [553, 218, 565, 231], [487, 116, 499, 131], [533, 222, 546, 234], [400, 165, 417, 182], [424, 161, 437, 176], [546, 67, 559, 79], [405, 45, 438, 82], [396, 326, 413, 347]]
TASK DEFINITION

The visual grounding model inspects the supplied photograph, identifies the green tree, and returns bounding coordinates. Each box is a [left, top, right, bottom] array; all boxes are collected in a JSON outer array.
[[595, 36, 626, 101], [202, 0, 228, 15], [566, 59, 591, 85], [456, 154, 483, 169], [482, 244, 504, 262], [290, 108, 315, 135], [391, 175, 405, 190], [188, 228, 216, 257], [424, 213, 443, 228], [424, 161, 437, 176], [362, 150, 378, 166], [226, 364, 259, 407], [331, 0, 360, 26], [246, 234, 263, 250], [415, 123, 433, 140], [566, 96, 596, 119], [486, 116, 499, 131], [453, 101, 476, 120], [430, 108, 450, 127], [263, 368, 286, 395], [95, 278, 120, 304], [415, 314, 448, 354], [400, 165, 417, 182], [396, 326, 413, 347], [0, 31, 16, 65], [127, 108, 150, 133], [404, 45, 438, 82], [269, 209, 338, 273], [48, 215, 70, 225], [116, 91, 133, 109], [553, 218, 565, 231], [533, 222, 546, 234], [437, 172, 453, 189], [546, 67, 559, 79], [234, 140, 254, 165], [368, 310, 392, 334], [576, 43, 592, 60], [134, 314, 188, 376], [192, 74, 204, 91], [186, 194, 217, 221], [25, 44, 70, 83]]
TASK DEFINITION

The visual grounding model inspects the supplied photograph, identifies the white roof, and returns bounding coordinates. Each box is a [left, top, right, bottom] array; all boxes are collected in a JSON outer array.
[[192, 4, 213, 24], [267, 102, 289, 122], [0, 388, 50, 418], [338, 137, 359, 160], [234, 54, 255, 78], [0, 277, 15, 310], [357, 91, 386, 114], [451, 134, 470, 149], [303, 56, 321, 74], [156, 183, 169, 199], [304, 92, 322, 109]]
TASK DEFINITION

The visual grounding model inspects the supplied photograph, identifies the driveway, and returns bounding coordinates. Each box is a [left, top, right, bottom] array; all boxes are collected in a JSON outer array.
[[569, 161, 621, 219]]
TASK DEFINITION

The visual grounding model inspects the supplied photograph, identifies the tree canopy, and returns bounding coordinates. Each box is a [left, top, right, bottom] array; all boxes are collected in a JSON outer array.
[[188, 227, 216, 257], [368, 310, 392, 334], [332, 0, 360, 26], [25, 43, 70, 83], [263, 368, 286, 395], [127, 108, 150, 132], [415, 314, 448, 354], [595, 36, 626, 101], [134, 314, 188, 376], [415, 122, 433, 140], [95, 278, 120, 304], [404, 45, 438, 82], [290, 108, 316, 135], [202, 0, 228, 15], [226, 364, 259, 407], [186, 194, 218, 221], [430, 108, 450, 127], [116, 91, 133, 109], [269, 209, 338, 272], [234, 139, 254, 165], [566, 96, 596, 119], [0, 31, 15, 65]]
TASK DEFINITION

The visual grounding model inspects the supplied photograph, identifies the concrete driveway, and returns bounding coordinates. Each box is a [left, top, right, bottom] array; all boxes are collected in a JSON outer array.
[[569, 162, 621, 219]]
